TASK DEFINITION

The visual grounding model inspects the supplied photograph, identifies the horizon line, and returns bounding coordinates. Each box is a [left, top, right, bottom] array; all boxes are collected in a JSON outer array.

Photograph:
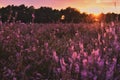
[[0, 4, 120, 14]]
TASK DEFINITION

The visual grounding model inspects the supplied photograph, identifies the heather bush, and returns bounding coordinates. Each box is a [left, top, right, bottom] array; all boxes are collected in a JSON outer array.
[[0, 22, 120, 80]]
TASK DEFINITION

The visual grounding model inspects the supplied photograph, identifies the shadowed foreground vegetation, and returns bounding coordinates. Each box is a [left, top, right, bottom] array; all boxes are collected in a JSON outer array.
[[0, 22, 120, 79]]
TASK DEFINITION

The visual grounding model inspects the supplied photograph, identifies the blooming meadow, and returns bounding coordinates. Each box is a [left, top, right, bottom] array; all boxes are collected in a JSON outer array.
[[0, 22, 120, 80]]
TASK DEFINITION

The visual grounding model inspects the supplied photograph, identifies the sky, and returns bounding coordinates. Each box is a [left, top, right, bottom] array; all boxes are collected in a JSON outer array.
[[0, 0, 120, 14]]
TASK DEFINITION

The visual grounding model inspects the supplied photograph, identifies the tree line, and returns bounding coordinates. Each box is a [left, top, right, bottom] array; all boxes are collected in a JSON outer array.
[[0, 4, 120, 23]]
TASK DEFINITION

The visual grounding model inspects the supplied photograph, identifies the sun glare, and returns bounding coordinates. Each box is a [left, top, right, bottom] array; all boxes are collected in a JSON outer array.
[[93, 13, 100, 18], [61, 15, 65, 20], [93, 14, 100, 22]]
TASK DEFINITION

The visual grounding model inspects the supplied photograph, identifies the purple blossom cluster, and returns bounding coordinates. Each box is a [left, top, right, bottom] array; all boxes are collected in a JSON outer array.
[[0, 22, 120, 80]]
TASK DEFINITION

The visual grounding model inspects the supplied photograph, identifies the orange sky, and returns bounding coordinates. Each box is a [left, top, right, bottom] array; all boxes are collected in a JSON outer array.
[[0, 0, 120, 14]]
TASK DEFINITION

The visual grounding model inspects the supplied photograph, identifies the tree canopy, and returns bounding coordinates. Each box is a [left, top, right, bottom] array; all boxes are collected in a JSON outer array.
[[0, 4, 120, 23]]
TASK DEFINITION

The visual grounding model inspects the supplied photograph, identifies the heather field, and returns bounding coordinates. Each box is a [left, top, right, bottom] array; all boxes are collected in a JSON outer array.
[[0, 22, 120, 80]]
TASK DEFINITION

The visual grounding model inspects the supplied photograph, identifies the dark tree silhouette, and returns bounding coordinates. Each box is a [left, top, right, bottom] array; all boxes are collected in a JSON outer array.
[[35, 7, 53, 23], [0, 5, 120, 23], [60, 7, 82, 23]]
